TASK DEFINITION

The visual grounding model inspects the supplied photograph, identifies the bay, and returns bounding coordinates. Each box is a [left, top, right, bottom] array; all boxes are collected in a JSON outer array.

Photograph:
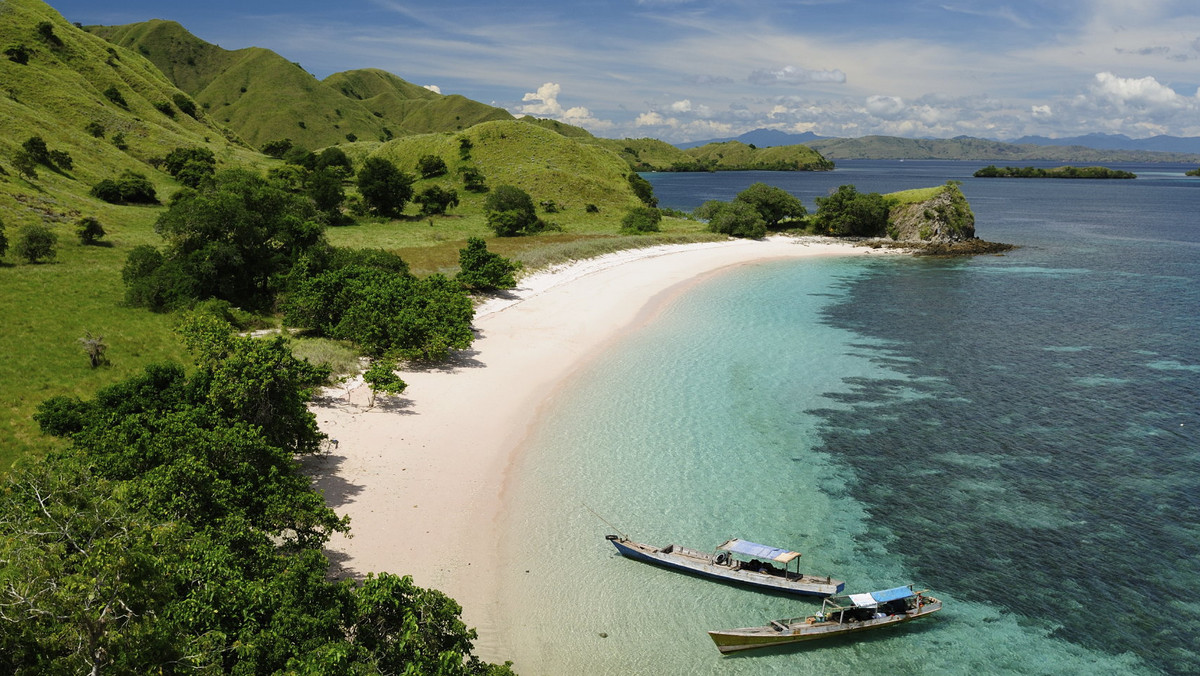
[[493, 161, 1199, 674]]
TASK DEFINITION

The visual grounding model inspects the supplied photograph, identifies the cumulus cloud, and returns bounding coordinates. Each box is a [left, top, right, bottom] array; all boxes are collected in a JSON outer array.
[[748, 66, 846, 86], [424, 84, 442, 94], [865, 95, 905, 118], [668, 99, 693, 113], [518, 82, 613, 130], [1090, 72, 1190, 108]]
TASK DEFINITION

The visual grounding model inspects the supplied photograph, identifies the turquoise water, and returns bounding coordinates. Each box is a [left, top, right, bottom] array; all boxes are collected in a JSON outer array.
[[493, 163, 1198, 674]]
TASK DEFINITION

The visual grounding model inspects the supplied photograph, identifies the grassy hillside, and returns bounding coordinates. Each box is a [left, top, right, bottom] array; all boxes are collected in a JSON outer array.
[[0, 0, 274, 465], [88, 20, 514, 149]]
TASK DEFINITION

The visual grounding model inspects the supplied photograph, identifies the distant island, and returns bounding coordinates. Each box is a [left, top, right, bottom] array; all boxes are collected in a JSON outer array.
[[1187, 167, 1200, 177], [973, 165, 1137, 179]]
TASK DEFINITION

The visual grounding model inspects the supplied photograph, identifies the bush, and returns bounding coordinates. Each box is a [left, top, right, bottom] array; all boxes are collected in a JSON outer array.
[[103, 86, 127, 108], [262, 139, 293, 159], [154, 101, 175, 118], [417, 154, 448, 179], [111, 132, 128, 150], [5, 44, 31, 65], [628, 173, 658, 207], [456, 237, 520, 291], [164, 147, 216, 188], [49, 150, 73, 171], [696, 200, 766, 238], [621, 206, 662, 234], [812, 185, 891, 237], [459, 166, 487, 192], [316, 147, 352, 176], [734, 182, 806, 228], [415, 185, 460, 216], [76, 216, 106, 245], [173, 93, 198, 118], [85, 121, 106, 138], [485, 185, 542, 236], [356, 157, 413, 218], [15, 224, 57, 263], [0, 218, 7, 258]]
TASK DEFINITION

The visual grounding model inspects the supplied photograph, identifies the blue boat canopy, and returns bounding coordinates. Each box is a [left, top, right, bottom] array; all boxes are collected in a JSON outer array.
[[717, 539, 801, 564], [847, 586, 914, 608]]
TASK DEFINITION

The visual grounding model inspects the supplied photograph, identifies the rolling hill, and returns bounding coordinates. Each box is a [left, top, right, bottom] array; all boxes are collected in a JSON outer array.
[[86, 19, 514, 150]]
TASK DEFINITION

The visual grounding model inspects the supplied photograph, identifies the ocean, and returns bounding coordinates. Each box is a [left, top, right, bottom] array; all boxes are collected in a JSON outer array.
[[493, 161, 1199, 674]]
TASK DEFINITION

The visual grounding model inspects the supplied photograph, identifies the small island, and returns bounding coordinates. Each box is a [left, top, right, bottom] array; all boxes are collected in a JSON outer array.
[[973, 165, 1136, 179], [1186, 167, 1200, 177]]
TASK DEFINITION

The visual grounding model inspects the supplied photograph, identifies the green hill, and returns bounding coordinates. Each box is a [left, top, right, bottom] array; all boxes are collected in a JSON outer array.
[[87, 20, 514, 149], [806, 135, 1200, 163]]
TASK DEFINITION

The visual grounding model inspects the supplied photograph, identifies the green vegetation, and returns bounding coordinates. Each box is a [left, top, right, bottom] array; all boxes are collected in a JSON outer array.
[[1186, 167, 1200, 177], [620, 206, 663, 234], [485, 184, 546, 236], [357, 156, 414, 217], [812, 185, 893, 237], [695, 200, 767, 238], [974, 165, 1137, 179], [456, 237, 520, 291], [14, 223, 58, 262]]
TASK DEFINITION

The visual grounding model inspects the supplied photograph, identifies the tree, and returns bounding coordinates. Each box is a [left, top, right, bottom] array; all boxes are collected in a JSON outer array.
[[77, 332, 108, 368], [417, 154, 448, 178], [0, 218, 7, 259], [102, 85, 127, 108], [362, 359, 407, 408], [4, 44, 31, 65], [696, 200, 766, 238], [628, 172, 658, 207], [456, 237, 520, 291], [11, 149, 37, 180], [735, 182, 806, 228], [173, 93, 198, 118], [415, 185, 460, 216], [459, 166, 487, 192], [621, 206, 662, 234], [812, 184, 892, 237], [21, 136, 50, 165], [308, 167, 346, 222], [484, 184, 541, 236], [91, 171, 158, 204], [357, 157, 413, 218], [164, 146, 216, 188], [75, 216, 106, 245], [14, 224, 57, 263], [316, 147, 353, 177], [262, 138, 293, 159]]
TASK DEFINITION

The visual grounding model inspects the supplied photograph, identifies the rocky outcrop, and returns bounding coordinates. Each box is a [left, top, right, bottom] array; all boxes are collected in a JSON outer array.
[[887, 182, 975, 243]]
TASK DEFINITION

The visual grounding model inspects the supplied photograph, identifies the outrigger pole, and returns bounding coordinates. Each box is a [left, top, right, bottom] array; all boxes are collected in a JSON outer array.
[[583, 503, 629, 541]]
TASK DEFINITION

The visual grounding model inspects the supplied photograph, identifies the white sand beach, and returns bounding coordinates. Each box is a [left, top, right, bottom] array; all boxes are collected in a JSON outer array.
[[309, 236, 882, 649]]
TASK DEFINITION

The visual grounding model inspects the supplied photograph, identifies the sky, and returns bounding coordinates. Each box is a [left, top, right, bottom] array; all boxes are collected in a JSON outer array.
[[46, 0, 1200, 143]]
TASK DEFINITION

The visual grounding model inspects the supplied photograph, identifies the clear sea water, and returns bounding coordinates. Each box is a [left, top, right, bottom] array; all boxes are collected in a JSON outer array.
[[493, 161, 1200, 675]]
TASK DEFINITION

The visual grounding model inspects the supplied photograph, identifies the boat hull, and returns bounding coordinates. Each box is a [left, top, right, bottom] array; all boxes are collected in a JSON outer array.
[[607, 536, 843, 596], [708, 600, 942, 653]]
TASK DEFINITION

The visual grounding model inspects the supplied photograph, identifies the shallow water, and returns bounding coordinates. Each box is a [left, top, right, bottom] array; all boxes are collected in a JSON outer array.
[[493, 162, 1199, 674]]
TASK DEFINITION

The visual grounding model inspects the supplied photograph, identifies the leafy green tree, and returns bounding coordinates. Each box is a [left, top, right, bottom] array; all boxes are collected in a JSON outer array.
[[735, 182, 806, 228], [308, 167, 346, 222], [14, 224, 57, 263], [621, 206, 662, 234], [363, 359, 407, 408], [75, 216, 106, 244], [49, 150, 73, 171], [84, 121, 105, 138], [173, 92, 198, 118], [458, 136, 473, 159], [415, 185, 460, 216], [456, 237, 520, 291], [11, 149, 37, 180], [460, 166, 488, 192], [284, 266, 474, 361], [102, 85, 127, 108], [262, 138, 294, 159], [696, 200, 766, 238], [628, 172, 658, 207], [21, 136, 49, 165], [357, 157, 413, 218], [485, 184, 542, 236], [812, 184, 892, 237], [92, 171, 158, 204], [164, 146, 216, 188], [4, 44, 31, 65], [316, 147, 353, 177], [417, 154, 448, 178]]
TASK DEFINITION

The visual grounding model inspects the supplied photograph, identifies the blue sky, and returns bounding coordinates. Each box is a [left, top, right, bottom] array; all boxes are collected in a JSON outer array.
[[48, 0, 1200, 142]]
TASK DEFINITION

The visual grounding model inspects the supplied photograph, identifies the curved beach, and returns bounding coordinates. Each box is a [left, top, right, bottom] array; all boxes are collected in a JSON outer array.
[[310, 236, 878, 648]]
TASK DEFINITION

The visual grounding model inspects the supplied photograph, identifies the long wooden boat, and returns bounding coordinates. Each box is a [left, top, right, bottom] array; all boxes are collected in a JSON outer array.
[[708, 585, 941, 653], [605, 535, 844, 596]]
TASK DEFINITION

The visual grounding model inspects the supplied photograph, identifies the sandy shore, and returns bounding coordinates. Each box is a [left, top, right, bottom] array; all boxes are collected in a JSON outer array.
[[309, 236, 880, 649]]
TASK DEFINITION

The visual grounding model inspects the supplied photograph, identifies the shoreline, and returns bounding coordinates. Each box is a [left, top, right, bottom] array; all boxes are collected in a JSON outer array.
[[308, 236, 888, 655]]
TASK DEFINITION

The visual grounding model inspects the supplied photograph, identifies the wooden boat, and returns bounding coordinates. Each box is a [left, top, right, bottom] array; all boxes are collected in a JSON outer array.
[[707, 585, 941, 653], [605, 535, 844, 596]]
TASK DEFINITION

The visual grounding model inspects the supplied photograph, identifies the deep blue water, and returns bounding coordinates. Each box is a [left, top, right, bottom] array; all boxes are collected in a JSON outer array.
[[494, 162, 1199, 674]]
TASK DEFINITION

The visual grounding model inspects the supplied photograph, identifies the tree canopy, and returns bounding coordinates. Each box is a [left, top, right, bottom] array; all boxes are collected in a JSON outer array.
[[456, 237, 520, 291], [811, 184, 892, 237], [484, 184, 543, 236], [734, 182, 807, 228], [357, 157, 413, 218], [695, 200, 767, 238]]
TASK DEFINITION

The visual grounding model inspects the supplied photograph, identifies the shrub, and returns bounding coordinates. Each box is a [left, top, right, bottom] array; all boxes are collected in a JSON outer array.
[[415, 185, 460, 216], [812, 185, 891, 237], [49, 150, 73, 171], [14, 224, 57, 263], [459, 166, 487, 192], [628, 173, 658, 207], [91, 171, 158, 204], [417, 154, 448, 179], [696, 200, 766, 238], [173, 93, 198, 118], [484, 185, 542, 236], [111, 132, 127, 150], [356, 157, 413, 218], [0, 218, 7, 258], [4, 44, 31, 65], [262, 139, 293, 159], [164, 147, 216, 187], [85, 121, 106, 138], [76, 216, 106, 245], [103, 86, 127, 108], [585, 204, 599, 213], [621, 206, 662, 234], [36, 22, 63, 48], [153, 101, 175, 118], [456, 237, 520, 291]]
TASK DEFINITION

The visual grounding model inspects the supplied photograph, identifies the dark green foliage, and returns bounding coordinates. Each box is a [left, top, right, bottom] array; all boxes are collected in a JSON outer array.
[[14, 224, 57, 263], [172, 92, 198, 118], [11, 149, 37, 180], [357, 157, 414, 218], [4, 44, 31, 65], [460, 166, 488, 192], [0, 218, 7, 258], [123, 169, 325, 311], [49, 149, 73, 171], [345, 132, 358, 142], [458, 136, 473, 159], [35, 21, 63, 47], [1186, 167, 1200, 177], [262, 138, 294, 159], [111, 132, 128, 150], [21, 136, 49, 165], [316, 147, 353, 176], [621, 206, 662, 234], [734, 182, 806, 228], [485, 184, 543, 236], [164, 146, 216, 188], [283, 145, 317, 169], [416, 185, 460, 215], [308, 167, 346, 222], [85, 121, 106, 138], [417, 154, 448, 178], [90, 170, 158, 204], [75, 216, 106, 245], [628, 172, 658, 207], [812, 185, 892, 236], [696, 200, 767, 238], [540, 200, 560, 214], [284, 266, 474, 360], [974, 165, 1137, 179], [362, 359, 406, 407], [102, 85, 127, 108], [456, 237, 520, 291], [585, 203, 600, 213], [153, 100, 175, 117]]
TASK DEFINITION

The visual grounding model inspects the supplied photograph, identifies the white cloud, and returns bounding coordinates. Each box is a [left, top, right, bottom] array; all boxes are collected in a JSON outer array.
[[1090, 72, 1189, 108], [865, 95, 906, 118], [668, 99, 693, 113], [424, 84, 442, 94], [517, 82, 613, 131], [748, 66, 847, 86]]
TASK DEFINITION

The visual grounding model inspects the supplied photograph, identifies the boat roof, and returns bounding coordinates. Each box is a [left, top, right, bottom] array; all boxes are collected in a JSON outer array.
[[846, 586, 915, 608], [717, 539, 801, 563]]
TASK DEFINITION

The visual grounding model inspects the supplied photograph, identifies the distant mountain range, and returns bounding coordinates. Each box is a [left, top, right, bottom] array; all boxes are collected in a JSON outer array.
[[679, 129, 1200, 163]]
